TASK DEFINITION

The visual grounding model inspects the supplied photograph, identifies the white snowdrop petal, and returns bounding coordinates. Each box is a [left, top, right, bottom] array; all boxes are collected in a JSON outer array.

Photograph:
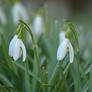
[[9, 35, 18, 57], [33, 16, 44, 37], [68, 42, 74, 63], [13, 39, 26, 61], [13, 39, 22, 61], [59, 32, 65, 43], [57, 39, 69, 61], [21, 42, 26, 61]]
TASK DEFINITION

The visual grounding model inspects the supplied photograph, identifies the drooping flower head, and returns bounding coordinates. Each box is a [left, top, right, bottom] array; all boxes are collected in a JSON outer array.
[[12, 2, 29, 24], [57, 21, 80, 63], [9, 34, 26, 61], [57, 27, 74, 63], [57, 38, 74, 63], [13, 38, 26, 61]]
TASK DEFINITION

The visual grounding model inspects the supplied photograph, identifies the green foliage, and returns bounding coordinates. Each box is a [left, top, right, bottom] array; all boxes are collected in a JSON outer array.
[[0, 2, 91, 92]]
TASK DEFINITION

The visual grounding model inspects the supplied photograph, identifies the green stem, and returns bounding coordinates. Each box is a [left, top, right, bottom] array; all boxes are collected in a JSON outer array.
[[19, 20, 40, 70], [19, 20, 36, 49], [19, 20, 41, 80], [65, 20, 79, 52]]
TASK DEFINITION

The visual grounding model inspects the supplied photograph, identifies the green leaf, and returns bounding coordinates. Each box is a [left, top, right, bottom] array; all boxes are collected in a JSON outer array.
[[14, 61, 41, 83], [24, 61, 31, 92], [81, 80, 89, 92], [0, 71, 13, 87], [32, 55, 38, 92], [89, 65, 92, 92], [0, 84, 8, 92], [70, 57, 80, 92], [48, 20, 60, 81]]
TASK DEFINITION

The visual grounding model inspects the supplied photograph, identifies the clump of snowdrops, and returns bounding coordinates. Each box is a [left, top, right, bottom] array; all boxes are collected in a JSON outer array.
[[0, 0, 91, 92]]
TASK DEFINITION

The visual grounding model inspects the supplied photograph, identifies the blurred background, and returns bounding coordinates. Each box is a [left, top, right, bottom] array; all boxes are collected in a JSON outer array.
[[21, 0, 92, 59], [3, 0, 92, 59]]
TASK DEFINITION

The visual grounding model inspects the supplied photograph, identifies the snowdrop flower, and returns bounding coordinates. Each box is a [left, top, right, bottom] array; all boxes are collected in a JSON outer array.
[[59, 32, 65, 43], [9, 35, 26, 61], [9, 35, 18, 57], [32, 16, 45, 37], [12, 2, 29, 24], [0, 8, 6, 24], [57, 38, 74, 63]]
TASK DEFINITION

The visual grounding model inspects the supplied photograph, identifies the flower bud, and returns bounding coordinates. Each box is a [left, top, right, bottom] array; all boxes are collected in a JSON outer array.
[[32, 16, 45, 38], [12, 2, 29, 24]]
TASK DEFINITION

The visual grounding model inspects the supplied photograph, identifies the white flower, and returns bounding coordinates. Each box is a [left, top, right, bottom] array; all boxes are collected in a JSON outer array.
[[0, 8, 6, 24], [59, 32, 65, 43], [9, 35, 18, 57], [9, 35, 26, 61], [32, 16, 45, 37], [57, 38, 74, 63], [12, 2, 29, 24], [13, 39, 26, 61]]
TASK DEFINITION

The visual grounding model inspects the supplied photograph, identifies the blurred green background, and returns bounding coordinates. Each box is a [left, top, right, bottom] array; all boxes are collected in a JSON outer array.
[[21, 0, 92, 59]]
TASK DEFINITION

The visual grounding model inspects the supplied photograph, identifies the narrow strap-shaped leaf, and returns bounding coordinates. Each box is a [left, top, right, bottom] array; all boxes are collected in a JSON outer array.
[[0, 72, 13, 87], [89, 65, 92, 92], [49, 61, 63, 84], [70, 56, 80, 92], [14, 61, 41, 83], [81, 80, 89, 92], [24, 60, 31, 92], [0, 84, 8, 92], [32, 54, 39, 92]]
